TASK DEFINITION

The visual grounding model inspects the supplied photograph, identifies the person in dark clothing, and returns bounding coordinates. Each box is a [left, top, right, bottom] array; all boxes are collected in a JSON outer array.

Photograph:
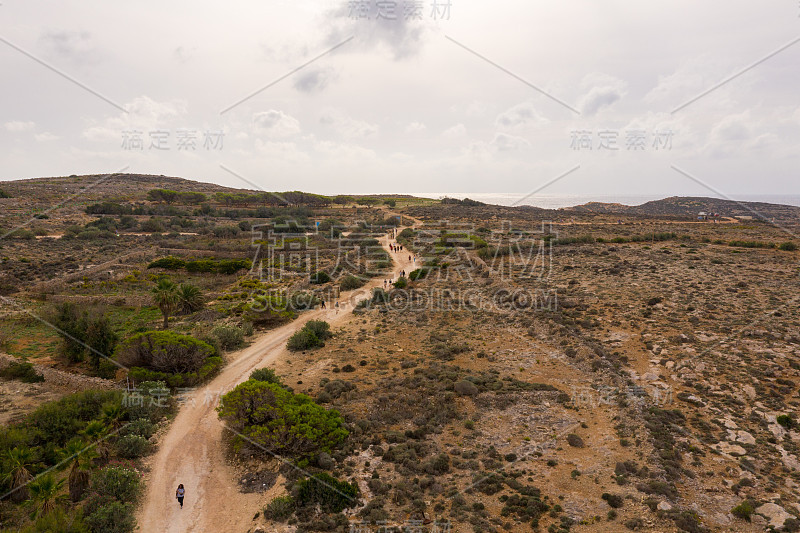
[[176, 484, 185, 508]]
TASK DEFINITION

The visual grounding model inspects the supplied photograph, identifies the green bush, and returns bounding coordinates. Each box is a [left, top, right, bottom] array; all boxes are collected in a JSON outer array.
[[116, 331, 215, 374], [339, 275, 366, 291], [296, 473, 359, 513], [147, 256, 186, 270], [84, 501, 136, 533], [17, 508, 88, 533], [777, 414, 795, 430], [287, 320, 331, 351], [245, 293, 296, 326], [310, 271, 331, 284], [0, 360, 44, 383], [731, 500, 755, 521], [50, 303, 118, 367], [601, 493, 624, 508], [114, 435, 152, 459], [88, 465, 141, 503], [213, 325, 245, 351], [264, 495, 295, 521], [185, 259, 216, 273], [127, 356, 222, 389], [119, 418, 156, 440], [779, 241, 798, 251], [217, 381, 347, 459], [250, 367, 283, 386], [26, 390, 121, 447], [287, 291, 320, 311], [216, 259, 250, 275], [140, 218, 164, 233], [393, 277, 407, 289], [408, 268, 428, 281]]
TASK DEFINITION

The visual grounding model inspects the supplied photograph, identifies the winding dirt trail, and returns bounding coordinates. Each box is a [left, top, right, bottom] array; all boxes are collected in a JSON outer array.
[[137, 230, 416, 533]]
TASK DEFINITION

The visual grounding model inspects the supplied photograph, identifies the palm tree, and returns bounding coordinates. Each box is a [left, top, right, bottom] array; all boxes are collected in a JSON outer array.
[[177, 283, 204, 314], [101, 402, 124, 430], [3, 446, 34, 503], [27, 474, 64, 517], [152, 278, 178, 329], [82, 421, 109, 464], [59, 438, 96, 502]]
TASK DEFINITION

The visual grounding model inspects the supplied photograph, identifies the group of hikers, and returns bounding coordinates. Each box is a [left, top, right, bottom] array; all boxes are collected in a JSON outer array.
[[319, 299, 340, 314]]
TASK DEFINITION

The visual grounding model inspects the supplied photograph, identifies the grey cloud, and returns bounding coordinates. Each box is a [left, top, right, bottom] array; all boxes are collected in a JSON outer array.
[[38, 30, 99, 65], [294, 67, 336, 93], [323, 2, 429, 60]]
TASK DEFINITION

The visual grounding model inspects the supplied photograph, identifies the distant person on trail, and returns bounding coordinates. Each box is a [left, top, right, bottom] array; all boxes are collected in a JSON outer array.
[[176, 484, 185, 508], [335, 301, 340, 314], [321, 300, 326, 309]]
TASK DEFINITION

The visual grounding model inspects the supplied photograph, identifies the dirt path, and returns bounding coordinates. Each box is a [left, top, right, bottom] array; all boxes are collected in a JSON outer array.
[[137, 231, 416, 533]]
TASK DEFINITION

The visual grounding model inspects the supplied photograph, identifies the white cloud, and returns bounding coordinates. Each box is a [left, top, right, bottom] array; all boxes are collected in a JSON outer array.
[[5, 121, 35, 132], [319, 109, 378, 139], [442, 123, 466, 138], [253, 110, 301, 138], [495, 102, 549, 129], [578, 73, 627, 116], [82, 96, 187, 141], [491, 133, 530, 151], [34, 132, 59, 142], [405, 121, 426, 133]]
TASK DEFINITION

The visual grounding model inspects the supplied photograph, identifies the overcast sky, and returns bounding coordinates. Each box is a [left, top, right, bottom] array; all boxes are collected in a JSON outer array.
[[1, 0, 798, 197]]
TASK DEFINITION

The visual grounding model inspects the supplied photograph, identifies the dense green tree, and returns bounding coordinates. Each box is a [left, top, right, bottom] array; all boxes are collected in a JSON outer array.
[[218, 380, 347, 459]]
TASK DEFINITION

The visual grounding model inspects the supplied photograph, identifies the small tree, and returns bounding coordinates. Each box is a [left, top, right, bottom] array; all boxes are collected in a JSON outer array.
[[151, 279, 178, 329], [3, 446, 34, 503], [28, 474, 65, 517], [59, 438, 97, 502], [177, 283, 204, 314]]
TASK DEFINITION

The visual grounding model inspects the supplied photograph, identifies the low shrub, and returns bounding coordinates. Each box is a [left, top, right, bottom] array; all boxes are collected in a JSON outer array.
[[264, 495, 295, 521], [84, 501, 136, 533], [147, 256, 186, 270], [296, 473, 359, 513], [287, 320, 331, 351], [114, 435, 152, 459], [601, 493, 624, 508], [779, 241, 798, 251], [250, 367, 283, 386], [339, 275, 366, 291], [213, 325, 245, 351], [0, 360, 44, 383], [731, 500, 755, 521], [310, 271, 331, 284], [408, 268, 429, 281]]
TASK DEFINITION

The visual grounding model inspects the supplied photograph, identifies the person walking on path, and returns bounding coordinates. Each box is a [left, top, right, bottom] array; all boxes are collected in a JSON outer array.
[[176, 484, 185, 509], [335, 301, 340, 314], [321, 300, 326, 309]]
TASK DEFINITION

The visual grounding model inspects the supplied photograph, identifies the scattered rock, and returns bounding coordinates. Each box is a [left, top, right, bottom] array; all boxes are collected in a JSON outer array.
[[755, 502, 792, 528]]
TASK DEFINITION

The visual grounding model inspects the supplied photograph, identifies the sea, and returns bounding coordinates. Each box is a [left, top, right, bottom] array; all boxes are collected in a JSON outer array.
[[410, 193, 800, 209]]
